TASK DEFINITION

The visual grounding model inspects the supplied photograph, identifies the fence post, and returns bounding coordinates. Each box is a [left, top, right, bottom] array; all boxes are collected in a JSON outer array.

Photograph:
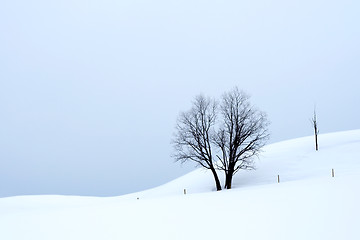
[[332, 169, 335, 177], [277, 175, 280, 183]]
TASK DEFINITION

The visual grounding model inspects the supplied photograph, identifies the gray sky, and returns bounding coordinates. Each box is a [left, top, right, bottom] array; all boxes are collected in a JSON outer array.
[[1, 0, 359, 197]]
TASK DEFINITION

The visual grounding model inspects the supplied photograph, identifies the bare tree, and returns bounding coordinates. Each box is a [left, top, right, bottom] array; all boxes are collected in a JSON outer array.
[[173, 88, 269, 191], [311, 108, 319, 151], [214, 88, 269, 189], [172, 95, 222, 191]]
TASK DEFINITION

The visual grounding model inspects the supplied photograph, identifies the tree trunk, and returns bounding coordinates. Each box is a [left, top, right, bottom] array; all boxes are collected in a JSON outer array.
[[225, 170, 234, 189], [210, 168, 222, 191], [314, 125, 318, 151]]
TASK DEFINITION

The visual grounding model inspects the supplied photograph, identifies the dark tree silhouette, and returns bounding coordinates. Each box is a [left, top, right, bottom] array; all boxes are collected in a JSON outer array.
[[214, 88, 269, 189], [173, 88, 269, 191], [311, 109, 319, 151], [172, 95, 222, 191]]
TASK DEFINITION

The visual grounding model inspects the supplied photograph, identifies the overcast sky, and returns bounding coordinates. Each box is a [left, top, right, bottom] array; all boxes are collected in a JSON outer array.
[[1, 0, 359, 197]]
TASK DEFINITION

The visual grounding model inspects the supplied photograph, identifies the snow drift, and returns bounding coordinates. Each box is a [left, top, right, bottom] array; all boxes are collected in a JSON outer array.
[[1, 129, 360, 240]]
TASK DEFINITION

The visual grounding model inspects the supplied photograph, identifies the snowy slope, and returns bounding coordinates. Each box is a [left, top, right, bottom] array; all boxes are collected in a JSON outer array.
[[1, 129, 360, 240]]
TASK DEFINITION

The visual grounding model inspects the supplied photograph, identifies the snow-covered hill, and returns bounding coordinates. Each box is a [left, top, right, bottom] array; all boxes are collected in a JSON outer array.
[[1, 130, 360, 240]]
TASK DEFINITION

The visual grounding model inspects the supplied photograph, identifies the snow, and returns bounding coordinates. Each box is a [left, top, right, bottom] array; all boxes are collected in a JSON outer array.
[[1, 129, 360, 239]]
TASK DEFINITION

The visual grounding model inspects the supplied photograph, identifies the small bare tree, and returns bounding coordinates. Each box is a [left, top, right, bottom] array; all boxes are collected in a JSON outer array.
[[172, 95, 222, 191], [311, 109, 319, 151], [214, 88, 269, 189], [173, 88, 269, 191]]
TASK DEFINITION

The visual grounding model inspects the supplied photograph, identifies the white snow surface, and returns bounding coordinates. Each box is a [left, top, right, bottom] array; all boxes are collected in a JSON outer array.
[[1, 129, 360, 240]]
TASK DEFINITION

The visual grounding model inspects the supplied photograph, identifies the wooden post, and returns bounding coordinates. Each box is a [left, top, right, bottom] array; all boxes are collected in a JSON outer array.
[[277, 175, 280, 183], [183, 189, 187, 195], [332, 169, 335, 177]]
